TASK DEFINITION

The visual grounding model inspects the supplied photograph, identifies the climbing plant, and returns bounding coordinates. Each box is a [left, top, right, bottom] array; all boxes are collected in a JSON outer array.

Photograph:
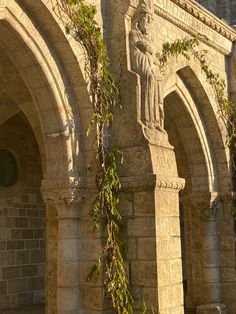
[[157, 36, 236, 167], [54, 0, 133, 313], [54, 0, 236, 312]]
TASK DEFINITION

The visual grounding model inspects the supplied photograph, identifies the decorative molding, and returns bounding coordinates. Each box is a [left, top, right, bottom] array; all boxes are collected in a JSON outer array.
[[81, 175, 185, 192], [156, 177, 185, 191], [154, 0, 236, 55], [120, 175, 185, 191]]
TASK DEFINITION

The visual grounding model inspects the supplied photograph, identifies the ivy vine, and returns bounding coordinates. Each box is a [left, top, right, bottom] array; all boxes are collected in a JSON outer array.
[[157, 35, 236, 219], [54, 0, 133, 313], [54, 0, 235, 312], [157, 36, 236, 155]]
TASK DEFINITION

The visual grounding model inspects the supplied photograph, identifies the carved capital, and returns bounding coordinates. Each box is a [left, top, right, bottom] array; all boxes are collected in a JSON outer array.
[[41, 177, 85, 208]]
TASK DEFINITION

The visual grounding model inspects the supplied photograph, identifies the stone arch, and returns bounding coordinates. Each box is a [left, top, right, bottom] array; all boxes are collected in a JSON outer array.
[[164, 61, 231, 193], [0, 1, 94, 313], [163, 63, 233, 312], [0, 0, 92, 183]]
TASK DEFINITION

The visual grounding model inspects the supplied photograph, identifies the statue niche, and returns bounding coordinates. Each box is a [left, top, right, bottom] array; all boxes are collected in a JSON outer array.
[[129, 0, 165, 132]]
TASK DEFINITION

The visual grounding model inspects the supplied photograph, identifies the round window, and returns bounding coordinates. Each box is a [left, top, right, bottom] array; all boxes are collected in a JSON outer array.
[[0, 150, 18, 187]]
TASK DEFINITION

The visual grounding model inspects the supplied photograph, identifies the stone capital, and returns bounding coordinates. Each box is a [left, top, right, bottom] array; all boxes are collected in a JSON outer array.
[[41, 177, 85, 215]]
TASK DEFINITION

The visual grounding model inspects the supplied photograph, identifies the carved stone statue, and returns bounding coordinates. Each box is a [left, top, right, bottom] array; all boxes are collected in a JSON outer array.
[[130, 0, 165, 132]]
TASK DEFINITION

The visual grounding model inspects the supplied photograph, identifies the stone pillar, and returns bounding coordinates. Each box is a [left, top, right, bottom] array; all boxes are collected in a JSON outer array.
[[155, 177, 186, 314], [42, 178, 84, 314], [45, 202, 58, 314], [149, 138, 186, 314], [191, 194, 227, 314], [56, 199, 81, 314]]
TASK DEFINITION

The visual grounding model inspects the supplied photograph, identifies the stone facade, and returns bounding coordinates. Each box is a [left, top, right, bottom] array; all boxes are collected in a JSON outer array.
[[0, 0, 236, 313]]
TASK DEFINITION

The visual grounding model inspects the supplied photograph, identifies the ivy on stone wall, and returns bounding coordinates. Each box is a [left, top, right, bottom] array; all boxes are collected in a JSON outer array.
[[54, 0, 235, 312], [157, 36, 236, 168], [54, 0, 134, 313]]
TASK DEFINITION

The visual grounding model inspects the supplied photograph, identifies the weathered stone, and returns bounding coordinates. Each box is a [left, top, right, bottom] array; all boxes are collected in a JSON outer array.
[[0, 0, 235, 313]]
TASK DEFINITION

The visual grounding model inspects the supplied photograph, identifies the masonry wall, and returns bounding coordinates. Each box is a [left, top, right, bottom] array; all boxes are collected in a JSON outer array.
[[0, 113, 45, 311]]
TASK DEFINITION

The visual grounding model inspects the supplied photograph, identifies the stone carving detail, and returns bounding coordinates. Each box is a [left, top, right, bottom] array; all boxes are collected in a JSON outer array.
[[41, 177, 85, 207], [120, 175, 185, 192], [130, 0, 165, 132], [154, 0, 235, 55]]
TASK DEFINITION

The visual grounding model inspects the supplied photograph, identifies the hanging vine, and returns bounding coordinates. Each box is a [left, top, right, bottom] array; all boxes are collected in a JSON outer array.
[[54, 0, 236, 312], [54, 0, 133, 313]]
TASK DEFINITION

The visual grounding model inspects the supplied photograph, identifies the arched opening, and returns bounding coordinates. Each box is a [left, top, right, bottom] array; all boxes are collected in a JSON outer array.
[[163, 65, 233, 312], [0, 1, 97, 313], [164, 89, 209, 313], [0, 42, 45, 314]]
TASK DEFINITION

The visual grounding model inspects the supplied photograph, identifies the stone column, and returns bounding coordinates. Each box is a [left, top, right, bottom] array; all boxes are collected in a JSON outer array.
[[56, 198, 81, 314], [192, 194, 227, 314], [155, 177, 186, 314], [42, 179, 84, 314]]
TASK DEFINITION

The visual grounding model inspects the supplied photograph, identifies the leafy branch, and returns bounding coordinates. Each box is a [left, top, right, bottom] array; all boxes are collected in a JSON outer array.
[[54, 0, 133, 312]]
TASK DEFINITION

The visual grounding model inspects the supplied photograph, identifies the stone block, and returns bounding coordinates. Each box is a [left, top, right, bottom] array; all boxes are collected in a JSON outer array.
[[58, 262, 80, 287], [131, 261, 157, 286], [156, 217, 171, 236], [79, 239, 102, 261], [0, 251, 15, 266], [22, 229, 34, 239], [134, 191, 155, 215], [58, 220, 80, 239], [11, 229, 22, 240], [0, 295, 10, 310], [156, 192, 179, 215], [8, 278, 27, 293], [117, 192, 134, 217], [0, 240, 6, 250], [127, 237, 137, 260], [15, 250, 30, 266], [7, 240, 24, 250], [0, 228, 11, 240], [172, 283, 184, 307], [128, 217, 155, 237], [2, 266, 20, 279], [15, 217, 28, 228], [157, 260, 170, 285], [79, 261, 102, 286], [158, 285, 172, 311], [26, 240, 39, 249], [83, 286, 104, 310], [17, 292, 34, 306], [138, 238, 156, 260], [0, 281, 7, 295], [31, 249, 46, 264], [21, 265, 38, 277], [57, 287, 81, 311], [142, 287, 158, 310], [169, 259, 183, 283]]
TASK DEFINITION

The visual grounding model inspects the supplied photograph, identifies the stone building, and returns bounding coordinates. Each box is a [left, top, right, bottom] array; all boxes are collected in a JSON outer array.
[[0, 0, 236, 313]]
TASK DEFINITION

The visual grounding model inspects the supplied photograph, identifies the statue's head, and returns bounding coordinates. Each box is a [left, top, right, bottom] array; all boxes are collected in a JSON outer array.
[[136, 0, 153, 35], [138, 11, 152, 34]]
